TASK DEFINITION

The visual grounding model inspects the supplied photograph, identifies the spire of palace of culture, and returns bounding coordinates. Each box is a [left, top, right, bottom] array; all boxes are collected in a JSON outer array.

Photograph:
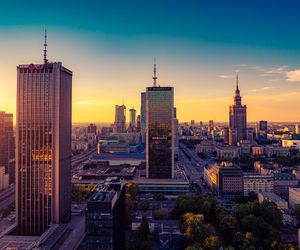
[[234, 73, 241, 105]]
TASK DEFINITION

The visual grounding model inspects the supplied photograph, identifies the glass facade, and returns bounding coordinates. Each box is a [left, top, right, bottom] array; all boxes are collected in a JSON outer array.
[[146, 87, 174, 179]]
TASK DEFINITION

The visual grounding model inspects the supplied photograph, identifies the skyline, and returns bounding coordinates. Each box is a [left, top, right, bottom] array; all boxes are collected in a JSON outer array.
[[1, 1, 300, 122]]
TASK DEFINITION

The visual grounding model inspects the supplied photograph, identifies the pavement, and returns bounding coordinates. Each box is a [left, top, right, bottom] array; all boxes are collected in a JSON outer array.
[[59, 215, 85, 250]]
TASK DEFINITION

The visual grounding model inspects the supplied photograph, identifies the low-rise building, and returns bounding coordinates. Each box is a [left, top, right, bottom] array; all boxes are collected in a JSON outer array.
[[252, 146, 264, 156], [243, 174, 273, 196], [195, 140, 216, 154], [265, 145, 290, 157], [215, 145, 239, 160], [132, 219, 183, 250], [289, 187, 300, 209], [254, 162, 280, 175], [273, 173, 299, 200], [135, 169, 189, 197], [238, 140, 251, 156], [258, 192, 288, 209], [282, 139, 300, 150], [204, 162, 243, 199]]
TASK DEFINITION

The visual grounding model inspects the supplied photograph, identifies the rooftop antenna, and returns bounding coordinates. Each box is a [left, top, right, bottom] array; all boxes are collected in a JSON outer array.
[[152, 57, 157, 87], [43, 29, 48, 64]]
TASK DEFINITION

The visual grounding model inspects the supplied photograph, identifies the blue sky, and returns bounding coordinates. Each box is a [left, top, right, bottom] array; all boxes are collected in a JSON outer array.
[[0, 0, 300, 122]]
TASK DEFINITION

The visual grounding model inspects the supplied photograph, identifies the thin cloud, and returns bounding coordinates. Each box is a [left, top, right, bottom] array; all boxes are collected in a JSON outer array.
[[218, 74, 235, 79], [236, 64, 288, 75], [74, 100, 97, 106], [286, 69, 300, 82], [249, 86, 274, 92]]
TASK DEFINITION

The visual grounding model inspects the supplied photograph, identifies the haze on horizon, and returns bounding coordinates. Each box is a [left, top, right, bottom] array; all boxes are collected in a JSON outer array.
[[1, 0, 300, 123]]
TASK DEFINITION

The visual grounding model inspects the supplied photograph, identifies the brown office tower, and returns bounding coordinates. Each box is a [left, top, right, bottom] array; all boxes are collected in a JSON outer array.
[[229, 75, 247, 145], [16, 32, 72, 235]]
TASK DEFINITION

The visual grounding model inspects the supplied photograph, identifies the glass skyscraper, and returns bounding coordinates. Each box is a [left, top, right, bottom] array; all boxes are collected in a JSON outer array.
[[146, 83, 174, 178], [113, 105, 126, 133], [16, 61, 72, 236]]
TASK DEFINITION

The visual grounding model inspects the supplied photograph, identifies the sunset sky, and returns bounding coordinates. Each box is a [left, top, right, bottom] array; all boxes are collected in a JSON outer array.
[[0, 0, 300, 123]]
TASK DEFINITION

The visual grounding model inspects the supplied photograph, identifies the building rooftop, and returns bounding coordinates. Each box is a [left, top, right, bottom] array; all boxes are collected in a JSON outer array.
[[81, 166, 136, 176], [215, 145, 239, 151], [89, 178, 124, 203], [289, 187, 300, 192], [91, 152, 146, 161], [259, 192, 287, 203], [91, 189, 116, 203], [273, 173, 297, 180], [135, 169, 189, 184]]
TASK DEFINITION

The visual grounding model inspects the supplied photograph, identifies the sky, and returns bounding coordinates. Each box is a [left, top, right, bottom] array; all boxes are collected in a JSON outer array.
[[0, 0, 300, 123]]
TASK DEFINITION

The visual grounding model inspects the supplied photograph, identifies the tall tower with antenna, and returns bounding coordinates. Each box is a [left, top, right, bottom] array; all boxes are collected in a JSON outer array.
[[16, 31, 72, 235], [146, 61, 174, 179]]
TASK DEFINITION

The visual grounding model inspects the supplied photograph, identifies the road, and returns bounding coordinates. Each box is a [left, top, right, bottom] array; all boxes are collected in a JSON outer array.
[[178, 143, 212, 193], [0, 186, 15, 216], [71, 145, 97, 180]]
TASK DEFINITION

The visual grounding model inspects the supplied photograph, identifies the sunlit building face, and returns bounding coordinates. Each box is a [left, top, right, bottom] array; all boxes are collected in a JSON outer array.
[[146, 86, 174, 179], [16, 62, 72, 236]]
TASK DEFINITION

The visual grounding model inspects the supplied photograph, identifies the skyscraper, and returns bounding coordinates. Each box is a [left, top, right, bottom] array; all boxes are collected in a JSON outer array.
[[0, 111, 14, 183], [229, 75, 247, 145], [16, 32, 72, 236], [141, 92, 146, 144], [146, 63, 174, 179], [129, 107, 136, 129], [113, 105, 126, 133]]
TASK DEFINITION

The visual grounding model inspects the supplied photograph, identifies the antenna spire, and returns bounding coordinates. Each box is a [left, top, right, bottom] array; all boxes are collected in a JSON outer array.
[[43, 29, 48, 64], [236, 73, 239, 91], [152, 58, 157, 87]]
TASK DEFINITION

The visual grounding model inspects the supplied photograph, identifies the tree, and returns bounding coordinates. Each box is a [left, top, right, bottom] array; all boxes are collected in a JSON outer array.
[[72, 184, 85, 203], [137, 216, 150, 242], [198, 152, 207, 159], [153, 210, 165, 220], [203, 236, 219, 250], [154, 193, 165, 200], [127, 181, 139, 200], [87, 183, 95, 193], [293, 204, 300, 223], [183, 213, 215, 245], [139, 200, 150, 210], [126, 193, 134, 226], [172, 194, 215, 220], [185, 242, 201, 250]]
